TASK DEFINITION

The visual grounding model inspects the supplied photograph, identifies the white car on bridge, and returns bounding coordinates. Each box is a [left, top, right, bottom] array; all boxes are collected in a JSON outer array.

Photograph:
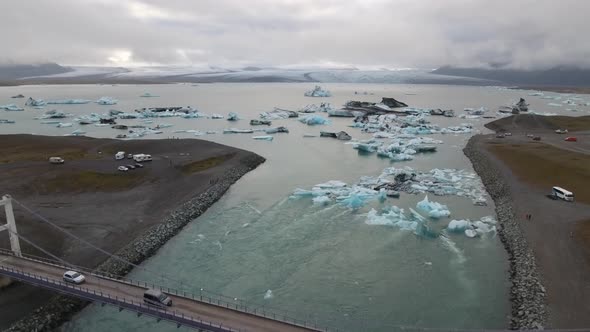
[[63, 271, 86, 284]]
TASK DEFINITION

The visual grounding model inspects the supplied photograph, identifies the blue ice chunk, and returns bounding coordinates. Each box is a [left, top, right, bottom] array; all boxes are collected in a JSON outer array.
[[298, 114, 329, 126]]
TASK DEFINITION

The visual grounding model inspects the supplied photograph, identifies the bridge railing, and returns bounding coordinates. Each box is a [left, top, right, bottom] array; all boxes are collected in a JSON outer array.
[[0, 263, 239, 332], [0, 249, 333, 331]]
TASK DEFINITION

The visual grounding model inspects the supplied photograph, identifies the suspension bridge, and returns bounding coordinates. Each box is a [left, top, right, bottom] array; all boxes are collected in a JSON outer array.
[[0, 195, 329, 332]]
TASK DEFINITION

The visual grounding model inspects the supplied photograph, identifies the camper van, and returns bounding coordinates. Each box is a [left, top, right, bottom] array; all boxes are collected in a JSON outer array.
[[115, 151, 125, 160], [552, 186, 574, 202], [143, 289, 172, 307]]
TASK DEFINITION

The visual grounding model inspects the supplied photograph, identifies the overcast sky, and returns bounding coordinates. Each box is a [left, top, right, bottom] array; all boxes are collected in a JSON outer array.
[[2, 0, 589, 69]]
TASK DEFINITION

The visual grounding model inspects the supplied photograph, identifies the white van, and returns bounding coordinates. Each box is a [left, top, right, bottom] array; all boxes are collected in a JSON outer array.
[[49, 157, 64, 164], [115, 151, 125, 160], [552, 186, 574, 202]]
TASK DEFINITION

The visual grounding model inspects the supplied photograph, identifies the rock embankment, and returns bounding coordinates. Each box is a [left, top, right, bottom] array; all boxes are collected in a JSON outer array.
[[5, 153, 265, 332], [464, 136, 546, 329]]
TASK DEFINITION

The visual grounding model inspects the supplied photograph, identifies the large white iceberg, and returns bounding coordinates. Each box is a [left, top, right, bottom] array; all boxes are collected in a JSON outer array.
[[304, 85, 331, 97]]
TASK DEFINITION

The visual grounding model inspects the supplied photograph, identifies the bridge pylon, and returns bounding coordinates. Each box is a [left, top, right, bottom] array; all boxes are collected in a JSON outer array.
[[0, 195, 21, 257]]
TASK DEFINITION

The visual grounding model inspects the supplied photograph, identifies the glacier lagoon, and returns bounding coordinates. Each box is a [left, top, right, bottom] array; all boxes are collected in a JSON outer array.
[[1, 83, 581, 331]]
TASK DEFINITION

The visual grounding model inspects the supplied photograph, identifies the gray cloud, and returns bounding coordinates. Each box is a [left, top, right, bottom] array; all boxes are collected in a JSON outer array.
[[1, 0, 589, 69]]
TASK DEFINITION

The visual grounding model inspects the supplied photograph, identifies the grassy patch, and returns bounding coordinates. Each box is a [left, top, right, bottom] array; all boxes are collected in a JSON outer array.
[[0, 146, 92, 164], [36, 171, 144, 193], [180, 154, 234, 174], [544, 116, 590, 132], [489, 142, 590, 203]]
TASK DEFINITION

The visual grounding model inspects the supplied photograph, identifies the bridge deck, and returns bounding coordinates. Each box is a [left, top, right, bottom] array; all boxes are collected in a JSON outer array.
[[0, 253, 319, 332]]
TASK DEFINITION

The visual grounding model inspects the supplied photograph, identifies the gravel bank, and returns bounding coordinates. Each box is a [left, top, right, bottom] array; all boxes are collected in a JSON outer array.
[[4, 153, 265, 332], [464, 135, 546, 329]]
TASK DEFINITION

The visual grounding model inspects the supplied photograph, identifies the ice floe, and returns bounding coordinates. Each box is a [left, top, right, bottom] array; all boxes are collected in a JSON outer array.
[[96, 97, 117, 105], [447, 216, 497, 238], [0, 104, 24, 111], [291, 166, 488, 207], [304, 85, 331, 97], [298, 114, 329, 125]]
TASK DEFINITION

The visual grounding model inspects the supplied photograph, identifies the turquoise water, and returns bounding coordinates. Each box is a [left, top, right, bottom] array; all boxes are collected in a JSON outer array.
[[2, 83, 574, 330]]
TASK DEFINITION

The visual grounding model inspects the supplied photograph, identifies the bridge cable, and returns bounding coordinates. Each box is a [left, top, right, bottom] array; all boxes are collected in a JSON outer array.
[[5, 228, 74, 268]]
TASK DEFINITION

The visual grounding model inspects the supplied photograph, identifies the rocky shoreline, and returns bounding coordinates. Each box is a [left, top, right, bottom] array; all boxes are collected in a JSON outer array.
[[4, 153, 265, 332], [463, 135, 546, 329]]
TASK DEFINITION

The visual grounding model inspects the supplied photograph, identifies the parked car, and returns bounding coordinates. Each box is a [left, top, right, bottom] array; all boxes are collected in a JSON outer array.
[[533, 136, 541, 141], [127, 153, 133, 159], [565, 137, 578, 142], [555, 129, 568, 134], [63, 271, 85, 284], [118, 166, 129, 172], [126, 164, 136, 170], [115, 151, 125, 160], [504, 132, 512, 136], [496, 133, 505, 138], [135, 163, 144, 168]]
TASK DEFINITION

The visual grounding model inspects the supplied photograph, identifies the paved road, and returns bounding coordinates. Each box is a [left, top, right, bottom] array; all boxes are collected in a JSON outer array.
[[0, 253, 316, 332]]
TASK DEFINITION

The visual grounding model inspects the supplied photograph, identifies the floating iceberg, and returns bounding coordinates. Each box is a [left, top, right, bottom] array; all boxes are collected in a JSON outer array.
[[211, 114, 224, 119], [260, 108, 298, 120], [264, 290, 274, 300], [264, 126, 289, 134], [227, 112, 239, 121], [447, 216, 497, 238], [298, 114, 329, 126], [252, 135, 274, 141], [56, 122, 73, 128], [299, 103, 334, 113], [304, 85, 331, 97], [25, 97, 46, 107], [0, 104, 24, 111], [96, 97, 117, 105], [64, 129, 86, 136], [39, 110, 68, 119], [366, 206, 434, 237], [464, 107, 488, 115], [223, 128, 254, 134], [140, 92, 158, 97], [416, 195, 450, 219], [46, 99, 91, 105]]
